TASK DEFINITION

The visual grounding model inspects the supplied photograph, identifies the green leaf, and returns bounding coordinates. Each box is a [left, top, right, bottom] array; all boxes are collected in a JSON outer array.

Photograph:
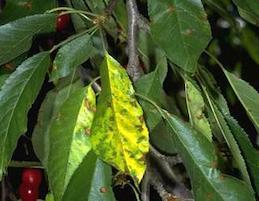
[[241, 27, 259, 65], [225, 115, 259, 196], [232, 0, 259, 26], [223, 69, 259, 131], [0, 52, 50, 180], [62, 151, 116, 201], [51, 33, 96, 82], [148, 0, 211, 72], [0, 0, 57, 24], [205, 92, 252, 187], [46, 85, 96, 201], [0, 14, 56, 65], [185, 80, 212, 142], [163, 111, 256, 201], [90, 53, 149, 182], [135, 51, 168, 130], [0, 74, 9, 89]]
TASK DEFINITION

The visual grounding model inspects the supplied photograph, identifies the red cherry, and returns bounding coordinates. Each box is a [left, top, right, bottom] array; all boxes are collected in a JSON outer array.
[[56, 13, 70, 32], [22, 168, 42, 187], [19, 184, 39, 201]]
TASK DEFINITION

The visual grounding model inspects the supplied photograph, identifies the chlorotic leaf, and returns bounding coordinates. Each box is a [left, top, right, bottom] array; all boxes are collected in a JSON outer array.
[[62, 151, 116, 201], [51, 33, 96, 82], [223, 69, 259, 131], [0, 52, 50, 180], [90, 52, 149, 183], [163, 111, 256, 201], [185, 80, 212, 142], [148, 0, 211, 72], [0, 14, 56, 65], [47, 85, 96, 201]]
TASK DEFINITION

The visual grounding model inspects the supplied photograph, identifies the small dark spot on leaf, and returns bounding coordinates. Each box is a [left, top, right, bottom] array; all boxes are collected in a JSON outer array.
[[210, 160, 217, 168], [201, 13, 208, 21], [183, 29, 193, 36], [100, 187, 108, 193], [85, 128, 91, 135], [196, 114, 204, 120], [167, 4, 175, 13], [4, 63, 13, 70]]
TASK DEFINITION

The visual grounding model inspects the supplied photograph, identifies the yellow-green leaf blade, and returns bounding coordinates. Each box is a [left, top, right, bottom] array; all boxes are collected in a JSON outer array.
[[185, 80, 212, 142], [47, 85, 96, 201], [90, 53, 149, 182]]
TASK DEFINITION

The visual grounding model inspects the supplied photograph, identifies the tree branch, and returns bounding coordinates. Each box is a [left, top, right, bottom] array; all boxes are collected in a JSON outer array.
[[105, 0, 117, 16], [126, 0, 143, 81]]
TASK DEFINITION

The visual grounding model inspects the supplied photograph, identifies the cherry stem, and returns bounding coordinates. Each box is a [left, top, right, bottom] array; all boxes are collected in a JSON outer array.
[[9, 161, 43, 169], [49, 26, 97, 53]]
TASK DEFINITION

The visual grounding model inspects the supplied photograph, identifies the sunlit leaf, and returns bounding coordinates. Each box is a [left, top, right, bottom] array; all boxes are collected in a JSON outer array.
[[163, 111, 255, 201], [51, 33, 96, 82], [223, 69, 259, 131], [148, 0, 211, 72], [90, 52, 149, 182], [0, 14, 56, 65], [185, 80, 212, 141], [0, 52, 50, 180], [47, 85, 96, 201]]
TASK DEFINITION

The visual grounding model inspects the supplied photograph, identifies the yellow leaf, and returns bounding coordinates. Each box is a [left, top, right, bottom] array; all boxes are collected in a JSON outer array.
[[90, 52, 149, 182]]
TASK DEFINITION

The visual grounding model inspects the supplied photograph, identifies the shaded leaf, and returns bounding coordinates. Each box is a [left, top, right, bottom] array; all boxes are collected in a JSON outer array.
[[51, 33, 96, 81], [0, 0, 57, 24], [205, 93, 252, 187], [62, 151, 116, 201], [185, 80, 212, 141], [148, 0, 211, 72], [241, 27, 259, 65], [163, 111, 256, 201], [223, 69, 259, 131], [46, 86, 95, 201], [32, 79, 83, 163], [0, 52, 50, 180], [90, 53, 149, 182], [232, 0, 259, 26], [136, 51, 168, 130], [0, 14, 56, 65], [225, 115, 259, 196]]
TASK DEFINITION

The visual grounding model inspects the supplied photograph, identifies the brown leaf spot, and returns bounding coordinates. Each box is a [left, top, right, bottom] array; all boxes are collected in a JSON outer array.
[[24, 2, 32, 9], [183, 29, 193, 36], [196, 113, 204, 120], [206, 192, 212, 200], [139, 115, 144, 123], [85, 128, 91, 135], [100, 187, 108, 193], [219, 173, 225, 181], [200, 13, 208, 21], [210, 160, 217, 168], [4, 63, 14, 70], [167, 4, 175, 13]]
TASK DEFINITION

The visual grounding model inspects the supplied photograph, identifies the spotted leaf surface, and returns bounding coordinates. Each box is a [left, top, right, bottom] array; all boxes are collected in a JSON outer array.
[[148, 0, 211, 72], [185, 80, 212, 142], [47, 85, 96, 201], [90, 53, 149, 182]]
